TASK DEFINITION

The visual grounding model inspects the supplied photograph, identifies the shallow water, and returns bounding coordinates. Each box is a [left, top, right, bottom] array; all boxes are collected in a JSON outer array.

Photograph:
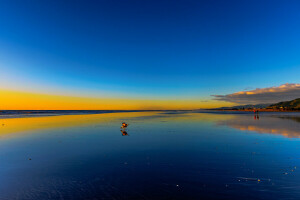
[[0, 111, 299, 199]]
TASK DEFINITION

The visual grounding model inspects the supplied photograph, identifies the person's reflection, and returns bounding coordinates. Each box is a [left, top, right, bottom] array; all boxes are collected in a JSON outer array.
[[221, 114, 300, 138], [254, 110, 259, 120], [121, 130, 129, 136]]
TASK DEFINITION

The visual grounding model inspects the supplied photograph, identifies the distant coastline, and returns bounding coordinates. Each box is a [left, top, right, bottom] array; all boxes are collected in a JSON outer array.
[[211, 98, 300, 112], [1, 97, 300, 119], [208, 108, 300, 112]]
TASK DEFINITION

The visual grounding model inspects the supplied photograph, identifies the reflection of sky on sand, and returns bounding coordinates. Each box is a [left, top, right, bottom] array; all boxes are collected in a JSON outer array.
[[0, 112, 159, 139], [0, 111, 235, 136], [0, 111, 299, 199], [218, 114, 300, 138], [1, 111, 299, 139]]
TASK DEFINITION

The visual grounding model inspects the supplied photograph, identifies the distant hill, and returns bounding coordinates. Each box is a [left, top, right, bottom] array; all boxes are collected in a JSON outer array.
[[267, 98, 300, 110], [213, 98, 300, 111], [218, 103, 271, 110]]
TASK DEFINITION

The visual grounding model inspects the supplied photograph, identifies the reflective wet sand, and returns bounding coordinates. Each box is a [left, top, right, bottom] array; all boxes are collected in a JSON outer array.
[[0, 111, 299, 199]]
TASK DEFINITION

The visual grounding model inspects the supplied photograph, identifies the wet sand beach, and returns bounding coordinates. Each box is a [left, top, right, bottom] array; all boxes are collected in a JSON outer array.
[[0, 111, 299, 199]]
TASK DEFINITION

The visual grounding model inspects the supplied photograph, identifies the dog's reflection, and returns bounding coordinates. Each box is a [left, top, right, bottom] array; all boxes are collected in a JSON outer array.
[[121, 130, 129, 136]]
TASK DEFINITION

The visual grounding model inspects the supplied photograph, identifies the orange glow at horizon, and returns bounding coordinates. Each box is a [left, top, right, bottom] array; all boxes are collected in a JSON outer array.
[[0, 89, 232, 110], [0, 112, 235, 139]]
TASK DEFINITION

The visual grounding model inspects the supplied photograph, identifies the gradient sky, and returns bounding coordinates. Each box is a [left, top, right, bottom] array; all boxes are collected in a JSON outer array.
[[0, 0, 300, 109]]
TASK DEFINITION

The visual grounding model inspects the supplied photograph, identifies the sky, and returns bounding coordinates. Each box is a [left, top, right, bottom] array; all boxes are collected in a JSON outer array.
[[0, 0, 300, 110]]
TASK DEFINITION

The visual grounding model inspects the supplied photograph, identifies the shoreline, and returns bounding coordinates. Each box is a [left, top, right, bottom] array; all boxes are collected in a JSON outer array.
[[0, 110, 190, 119], [1, 109, 300, 120], [207, 109, 300, 112]]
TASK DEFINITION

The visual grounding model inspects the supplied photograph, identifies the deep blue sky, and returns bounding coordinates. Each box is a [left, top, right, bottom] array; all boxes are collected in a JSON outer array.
[[0, 0, 300, 101]]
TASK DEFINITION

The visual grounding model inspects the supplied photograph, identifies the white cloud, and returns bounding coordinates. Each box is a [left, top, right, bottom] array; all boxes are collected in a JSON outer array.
[[212, 83, 300, 104]]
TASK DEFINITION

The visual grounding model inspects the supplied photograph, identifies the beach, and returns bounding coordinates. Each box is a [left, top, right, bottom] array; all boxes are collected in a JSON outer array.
[[0, 111, 299, 199]]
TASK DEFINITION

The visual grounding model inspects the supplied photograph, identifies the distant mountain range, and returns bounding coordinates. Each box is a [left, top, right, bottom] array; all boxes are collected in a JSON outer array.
[[267, 98, 300, 110], [214, 98, 300, 110], [217, 103, 271, 110]]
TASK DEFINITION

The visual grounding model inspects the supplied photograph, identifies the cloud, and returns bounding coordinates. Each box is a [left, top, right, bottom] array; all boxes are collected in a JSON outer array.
[[212, 83, 300, 104]]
